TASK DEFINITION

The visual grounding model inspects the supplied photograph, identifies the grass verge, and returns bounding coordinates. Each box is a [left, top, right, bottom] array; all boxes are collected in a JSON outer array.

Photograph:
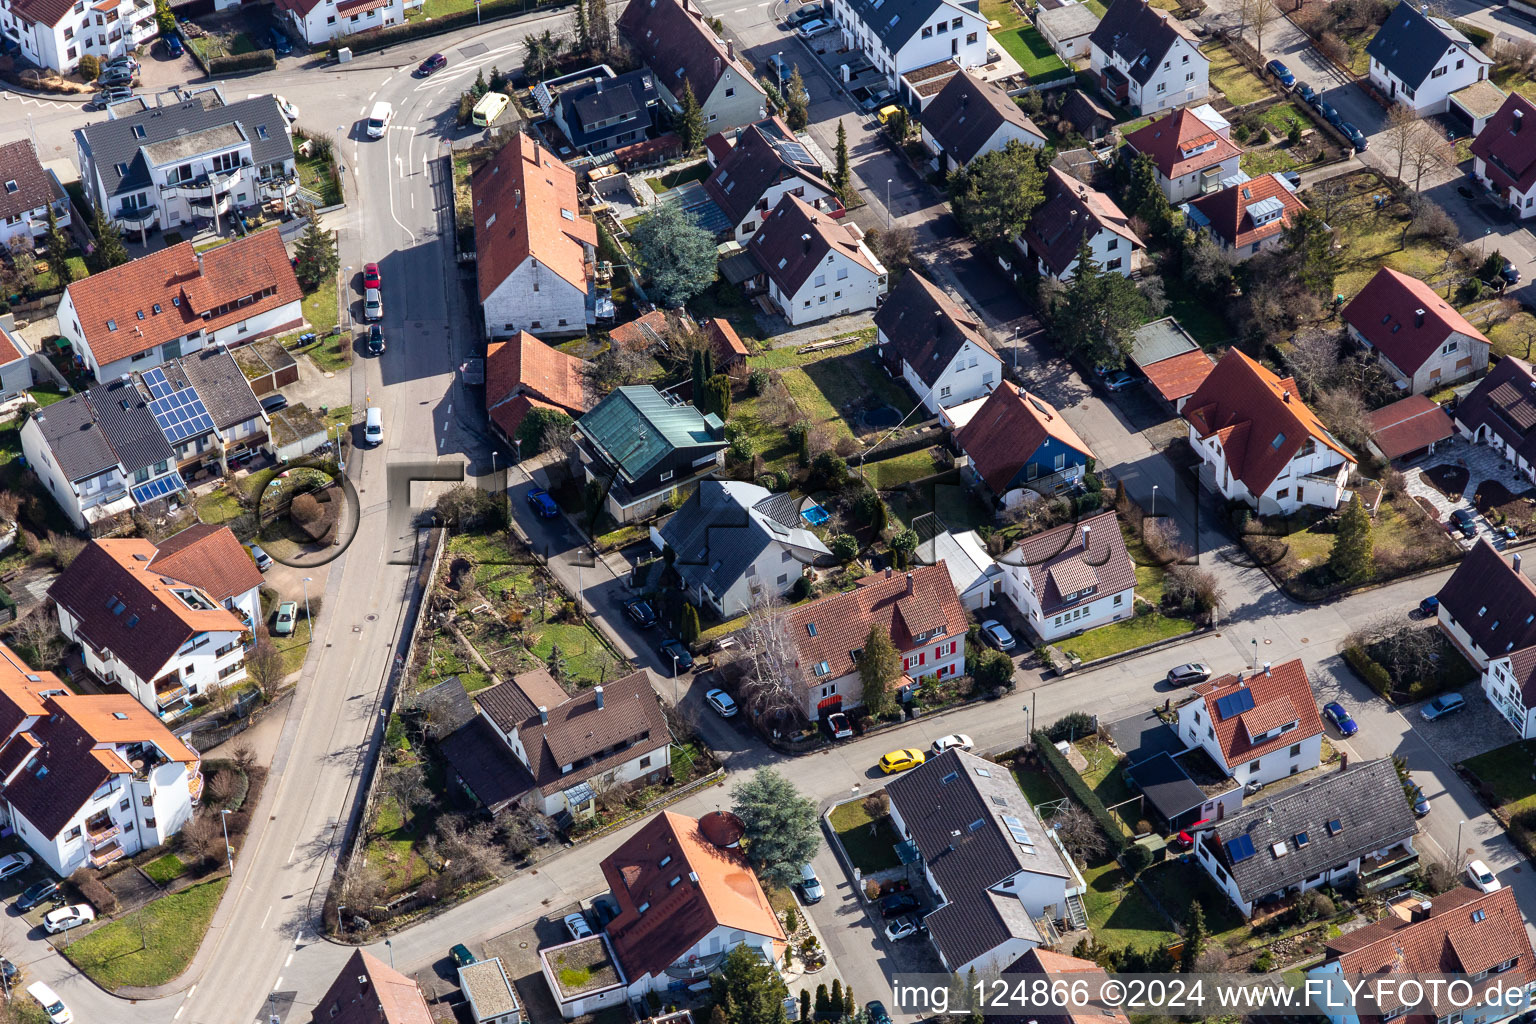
[[1057, 612, 1196, 662], [64, 878, 228, 989]]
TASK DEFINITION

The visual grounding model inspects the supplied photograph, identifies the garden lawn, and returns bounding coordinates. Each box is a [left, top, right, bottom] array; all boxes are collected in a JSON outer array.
[[142, 853, 187, 885], [1201, 42, 1271, 106], [980, 0, 1024, 32], [1056, 613, 1196, 662], [27, 385, 71, 407], [1487, 312, 1536, 360], [300, 275, 339, 336], [1241, 148, 1301, 176], [295, 330, 351, 373], [1074, 737, 1139, 831], [1121, 523, 1166, 606], [1464, 740, 1536, 818], [196, 487, 244, 525], [1317, 173, 1456, 299], [297, 153, 342, 207], [866, 449, 942, 489], [829, 798, 903, 873], [1138, 858, 1245, 939], [1158, 290, 1229, 349], [1082, 859, 1175, 949], [1013, 765, 1064, 808], [645, 163, 709, 193], [64, 879, 228, 989], [1250, 101, 1307, 136], [366, 794, 432, 890], [746, 328, 876, 370], [524, 621, 624, 688], [992, 25, 1070, 79]]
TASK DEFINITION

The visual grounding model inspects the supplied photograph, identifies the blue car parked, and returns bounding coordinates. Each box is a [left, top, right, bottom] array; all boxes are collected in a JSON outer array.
[[1322, 701, 1358, 738], [268, 27, 293, 55], [527, 489, 559, 518], [1266, 59, 1295, 87]]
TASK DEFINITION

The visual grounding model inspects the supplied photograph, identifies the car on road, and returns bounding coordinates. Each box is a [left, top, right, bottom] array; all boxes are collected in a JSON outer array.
[[795, 17, 830, 37], [43, 904, 94, 934], [365, 405, 384, 446], [368, 323, 385, 355], [16, 879, 60, 912], [799, 863, 824, 904], [1281, 170, 1302, 189], [1104, 369, 1143, 391], [249, 544, 274, 571], [274, 95, 299, 122], [1167, 663, 1211, 686], [1500, 258, 1522, 286], [767, 53, 791, 87], [417, 53, 447, 76], [1321, 701, 1358, 737], [877, 104, 902, 125], [27, 982, 69, 1024], [659, 638, 694, 674], [163, 33, 184, 57], [0, 853, 32, 881], [878, 892, 919, 917], [1418, 595, 1439, 617], [1466, 859, 1501, 893], [1340, 122, 1367, 152], [363, 262, 381, 289], [1265, 59, 1295, 86], [1421, 692, 1467, 721], [1449, 508, 1477, 538], [867, 1002, 892, 1024], [92, 86, 134, 109], [450, 943, 477, 967], [563, 912, 593, 940], [826, 712, 852, 739], [268, 27, 293, 54], [1405, 779, 1430, 817], [626, 600, 658, 629], [527, 489, 559, 517], [1295, 81, 1316, 104], [981, 619, 1016, 650], [1316, 100, 1341, 126], [364, 288, 382, 321], [885, 918, 920, 941], [273, 601, 298, 637], [932, 734, 973, 754], [879, 749, 925, 774], [705, 688, 738, 717], [787, 3, 823, 26]]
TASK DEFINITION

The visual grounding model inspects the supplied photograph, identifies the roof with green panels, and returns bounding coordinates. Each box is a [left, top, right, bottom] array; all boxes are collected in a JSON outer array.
[[576, 385, 725, 481]]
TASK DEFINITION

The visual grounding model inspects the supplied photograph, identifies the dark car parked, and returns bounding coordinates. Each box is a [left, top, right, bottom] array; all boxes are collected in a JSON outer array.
[[1316, 100, 1341, 126], [527, 488, 559, 518], [1449, 508, 1477, 538], [163, 32, 184, 57], [16, 880, 59, 912], [878, 892, 919, 917], [626, 600, 659, 629], [259, 392, 288, 414], [1295, 82, 1316, 104], [1340, 122, 1367, 152], [268, 27, 293, 54], [1265, 59, 1294, 87], [659, 638, 694, 674]]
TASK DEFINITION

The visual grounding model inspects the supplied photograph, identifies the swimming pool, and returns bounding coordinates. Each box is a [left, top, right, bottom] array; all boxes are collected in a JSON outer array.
[[801, 502, 830, 526]]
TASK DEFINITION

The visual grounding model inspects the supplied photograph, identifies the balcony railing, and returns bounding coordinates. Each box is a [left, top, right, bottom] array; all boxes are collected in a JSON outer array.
[[188, 768, 204, 803], [188, 193, 235, 219], [162, 167, 243, 201], [89, 842, 126, 869], [86, 819, 121, 845], [257, 175, 300, 201], [156, 684, 188, 708]]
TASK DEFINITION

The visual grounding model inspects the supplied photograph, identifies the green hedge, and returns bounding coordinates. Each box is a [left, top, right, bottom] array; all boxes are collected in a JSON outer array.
[[1342, 645, 1392, 698], [1032, 729, 1125, 855], [207, 49, 277, 75], [331, 0, 574, 55]]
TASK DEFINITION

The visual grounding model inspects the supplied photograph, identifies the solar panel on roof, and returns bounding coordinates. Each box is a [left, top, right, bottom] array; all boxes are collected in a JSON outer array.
[[149, 378, 214, 444], [1224, 834, 1256, 863], [1215, 688, 1256, 718]]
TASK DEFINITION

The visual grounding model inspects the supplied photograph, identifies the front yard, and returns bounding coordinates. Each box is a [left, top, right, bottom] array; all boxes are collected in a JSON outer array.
[[1464, 740, 1536, 820], [829, 797, 903, 874], [1200, 42, 1272, 106], [64, 878, 229, 989], [1056, 612, 1196, 663], [1308, 171, 1462, 301]]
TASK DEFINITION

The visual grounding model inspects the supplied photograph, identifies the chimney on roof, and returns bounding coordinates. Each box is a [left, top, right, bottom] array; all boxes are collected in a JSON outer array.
[[1340, 751, 1348, 772], [906, 571, 914, 594], [595, 686, 605, 710], [801, 232, 812, 253], [727, 40, 735, 61], [885, 567, 893, 579], [1082, 524, 1091, 549], [538, 705, 549, 725], [1420, 2, 1428, 11], [1283, 390, 1291, 403], [1263, 661, 1271, 676], [714, 56, 721, 79], [1516, 109, 1525, 133], [1411, 900, 1431, 923], [1415, 308, 1425, 327]]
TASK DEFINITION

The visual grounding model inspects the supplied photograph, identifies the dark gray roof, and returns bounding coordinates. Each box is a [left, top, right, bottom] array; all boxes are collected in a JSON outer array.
[[84, 376, 175, 474], [413, 676, 478, 737], [30, 394, 118, 482], [1124, 751, 1205, 820], [175, 349, 263, 430], [1366, 4, 1487, 89], [918, 71, 1043, 166], [841, 0, 981, 55], [78, 91, 294, 200], [1131, 316, 1199, 366], [704, 126, 834, 229], [1088, 0, 1192, 85], [0, 139, 64, 224], [560, 70, 657, 149], [886, 749, 1071, 970], [439, 717, 535, 814], [658, 480, 829, 598], [1202, 759, 1417, 903]]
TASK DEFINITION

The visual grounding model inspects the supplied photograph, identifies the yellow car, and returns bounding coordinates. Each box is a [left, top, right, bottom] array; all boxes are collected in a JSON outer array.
[[877, 104, 902, 125], [880, 749, 925, 774]]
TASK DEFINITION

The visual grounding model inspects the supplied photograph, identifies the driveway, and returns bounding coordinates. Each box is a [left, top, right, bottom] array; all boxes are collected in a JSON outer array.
[[1407, 685, 1514, 764], [1400, 434, 1530, 549]]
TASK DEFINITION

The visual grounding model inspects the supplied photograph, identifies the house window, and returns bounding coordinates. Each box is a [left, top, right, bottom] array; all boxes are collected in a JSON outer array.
[[725, 87, 734, 96], [922, 25, 932, 36], [1106, 238, 1118, 251], [1431, 66, 1446, 78], [966, 32, 976, 43], [940, 386, 950, 398], [640, 755, 651, 768], [66, 826, 81, 841], [1156, 82, 1166, 93], [1276, 488, 1289, 500], [659, 470, 673, 482], [1106, 258, 1122, 270], [1290, 743, 1301, 756], [1113, 594, 1123, 605]]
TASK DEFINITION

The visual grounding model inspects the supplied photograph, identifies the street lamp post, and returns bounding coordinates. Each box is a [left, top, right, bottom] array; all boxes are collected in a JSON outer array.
[[492, 450, 498, 476], [220, 809, 234, 875], [1151, 485, 1158, 517], [671, 653, 679, 704], [1457, 819, 1467, 871], [1012, 326, 1020, 371], [886, 178, 893, 226], [302, 576, 314, 642], [514, 438, 523, 464], [385, 938, 394, 969]]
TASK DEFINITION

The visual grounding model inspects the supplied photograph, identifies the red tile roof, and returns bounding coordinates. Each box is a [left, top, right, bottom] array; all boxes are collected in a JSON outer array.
[[601, 810, 785, 980], [1342, 267, 1489, 377], [1123, 108, 1242, 181], [1366, 394, 1454, 460], [788, 565, 964, 684], [998, 948, 1130, 1024], [471, 134, 597, 304], [748, 194, 883, 295], [609, 310, 674, 352], [1139, 348, 1214, 404], [1022, 167, 1142, 277], [150, 523, 264, 604], [954, 384, 1094, 495], [310, 949, 434, 1024], [65, 229, 301, 369], [1471, 92, 1536, 195], [0, 326, 21, 367], [702, 317, 748, 365], [1012, 510, 1136, 615], [1187, 173, 1307, 250], [0, 644, 55, 742], [1187, 659, 1323, 768], [485, 331, 588, 439], [1182, 348, 1354, 495], [0, 139, 63, 225]]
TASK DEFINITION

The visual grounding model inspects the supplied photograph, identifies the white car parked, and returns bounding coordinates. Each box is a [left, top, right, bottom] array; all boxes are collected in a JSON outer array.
[[932, 734, 974, 754], [563, 912, 593, 940], [706, 688, 738, 718], [796, 18, 831, 37], [1466, 859, 1502, 894], [43, 904, 95, 934], [885, 918, 920, 941]]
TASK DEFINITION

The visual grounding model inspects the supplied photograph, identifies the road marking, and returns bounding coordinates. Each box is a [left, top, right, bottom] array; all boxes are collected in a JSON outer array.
[[174, 1009, 185, 1020], [358, 106, 367, 116], [368, 90, 377, 103], [285, 952, 295, 967], [275, 976, 283, 991], [411, 193, 415, 209], [295, 930, 305, 945], [261, 905, 272, 928]]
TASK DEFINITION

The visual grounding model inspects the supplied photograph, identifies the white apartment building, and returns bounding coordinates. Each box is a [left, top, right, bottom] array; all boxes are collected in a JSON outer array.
[[0, 0, 157, 73], [828, 0, 989, 88], [1366, 2, 1490, 116], [1088, 0, 1207, 115], [0, 139, 71, 251]]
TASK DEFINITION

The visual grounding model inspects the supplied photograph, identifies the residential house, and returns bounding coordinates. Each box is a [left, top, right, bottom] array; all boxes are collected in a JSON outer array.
[[704, 116, 821, 169], [900, 57, 962, 107], [22, 352, 268, 528], [149, 523, 265, 633], [1019, 167, 1142, 281], [1122, 107, 1243, 203], [885, 749, 1089, 973], [1193, 758, 1419, 916], [275, 0, 417, 47], [50, 538, 250, 717], [1184, 173, 1308, 258], [746, 194, 887, 325], [703, 124, 839, 241], [0, 644, 203, 876], [616, 0, 767, 132], [1129, 317, 1213, 411], [56, 229, 303, 380], [787, 564, 965, 721], [1452, 356, 1536, 482], [652, 480, 830, 618], [1088, 0, 1208, 115], [549, 69, 661, 156], [0, 139, 70, 250], [0, 320, 36, 404], [952, 383, 1095, 505], [599, 810, 786, 995], [994, 948, 1130, 1024], [1182, 348, 1356, 513], [310, 949, 434, 1024], [997, 510, 1136, 642], [876, 271, 1001, 413], [572, 385, 727, 523], [1366, 394, 1455, 462], [1471, 92, 1536, 218], [1435, 541, 1536, 672], [1343, 267, 1490, 394], [1035, 3, 1099, 62], [826, 0, 990, 90], [925, 528, 1003, 611], [75, 88, 299, 234], [0, 0, 159, 73], [1174, 660, 1325, 787], [484, 331, 588, 445], [473, 134, 599, 340], [917, 70, 1045, 175], [447, 668, 671, 820], [1310, 886, 1535, 1024], [1366, 1, 1490, 116], [459, 959, 522, 1024]]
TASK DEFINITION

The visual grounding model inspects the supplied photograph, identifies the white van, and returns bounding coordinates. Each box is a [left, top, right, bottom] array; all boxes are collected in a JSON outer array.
[[364, 406, 383, 446], [28, 982, 71, 1024], [366, 101, 393, 138]]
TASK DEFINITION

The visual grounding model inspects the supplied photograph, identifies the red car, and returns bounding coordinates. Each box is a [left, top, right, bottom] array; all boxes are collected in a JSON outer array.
[[363, 263, 381, 289], [1174, 818, 1212, 850]]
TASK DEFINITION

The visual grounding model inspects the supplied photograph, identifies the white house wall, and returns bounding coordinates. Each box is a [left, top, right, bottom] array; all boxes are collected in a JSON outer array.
[[730, 178, 833, 239], [483, 260, 589, 339], [895, 344, 1001, 414], [1483, 658, 1536, 739], [774, 253, 885, 325], [1158, 153, 1241, 203], [282, 0, 403, 46], [1091, 34, 1208, 114], [1473, 157, 1536, 218], [1369, 43, 1485, 115]]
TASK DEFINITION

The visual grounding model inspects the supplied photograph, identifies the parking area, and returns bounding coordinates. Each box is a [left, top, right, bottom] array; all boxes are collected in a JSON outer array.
[[1407, 685, 1513, 764], [1401, 434, 1533, 549]]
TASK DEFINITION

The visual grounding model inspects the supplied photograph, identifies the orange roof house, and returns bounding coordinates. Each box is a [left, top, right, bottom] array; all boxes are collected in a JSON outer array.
[[953, 384, 1095, 501], [485, 331, 588, 442], [1122, 107, 1242, 202], [1185, 173, 1308, 256], [1174, 659, 1325, 781]]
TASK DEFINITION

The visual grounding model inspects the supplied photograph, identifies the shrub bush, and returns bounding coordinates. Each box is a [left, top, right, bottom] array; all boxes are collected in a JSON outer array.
[[1047, 711, 1093, 742], [69, 868, 118, 916], [829, 534, 859, 563], [207, 49, 277, 74], [77, 54, 100, 81], [1033, 729, 1125, 855], [1342, 645, 1393, 698], [1119, 843, 1152, 875]]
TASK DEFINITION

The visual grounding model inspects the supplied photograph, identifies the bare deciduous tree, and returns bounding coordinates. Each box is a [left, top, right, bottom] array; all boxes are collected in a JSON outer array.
[[178, 813, 224, 865], [245, 637, 286, 697], [1242, 0, 1281, 54], [1403, 122, 1453, 191], [1285, 327, 1344, 400], [6, 610, 64, 670], [434, 815, 499, 888], [739, 593, 810, 727], [340, 861, 390, 910], [1049, 804, 1107, 862], [231, 742, 258, 772], [1315, 387, 1375, 450], [1349, 613, 1442, 683], [1382, 105, 1420, 181], [384, 757, 429, 830], [1308, 176, 1354, 222]]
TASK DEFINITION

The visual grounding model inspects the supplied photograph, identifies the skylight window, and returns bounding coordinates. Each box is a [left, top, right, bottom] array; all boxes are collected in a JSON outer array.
[[112, 712, 128, 720], [806, 623, 817, 637], [1295, 831, 1309, 847], [107, 320, 117, 331], [813, 660, 830, 676], [152, 304, 161, 314], [1, 181, 14, 194], [1473, 909, 1487, 922], [136, 310, 144, 320], [1271, 432, 1286, 449], [114, 162, 129, 176], [941, 771, 959, 784], [1327, 818, 1343, 835], [1271, 841, 1288, 858], [974, 767, 991, 778], [256, 125, 269, 140]]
